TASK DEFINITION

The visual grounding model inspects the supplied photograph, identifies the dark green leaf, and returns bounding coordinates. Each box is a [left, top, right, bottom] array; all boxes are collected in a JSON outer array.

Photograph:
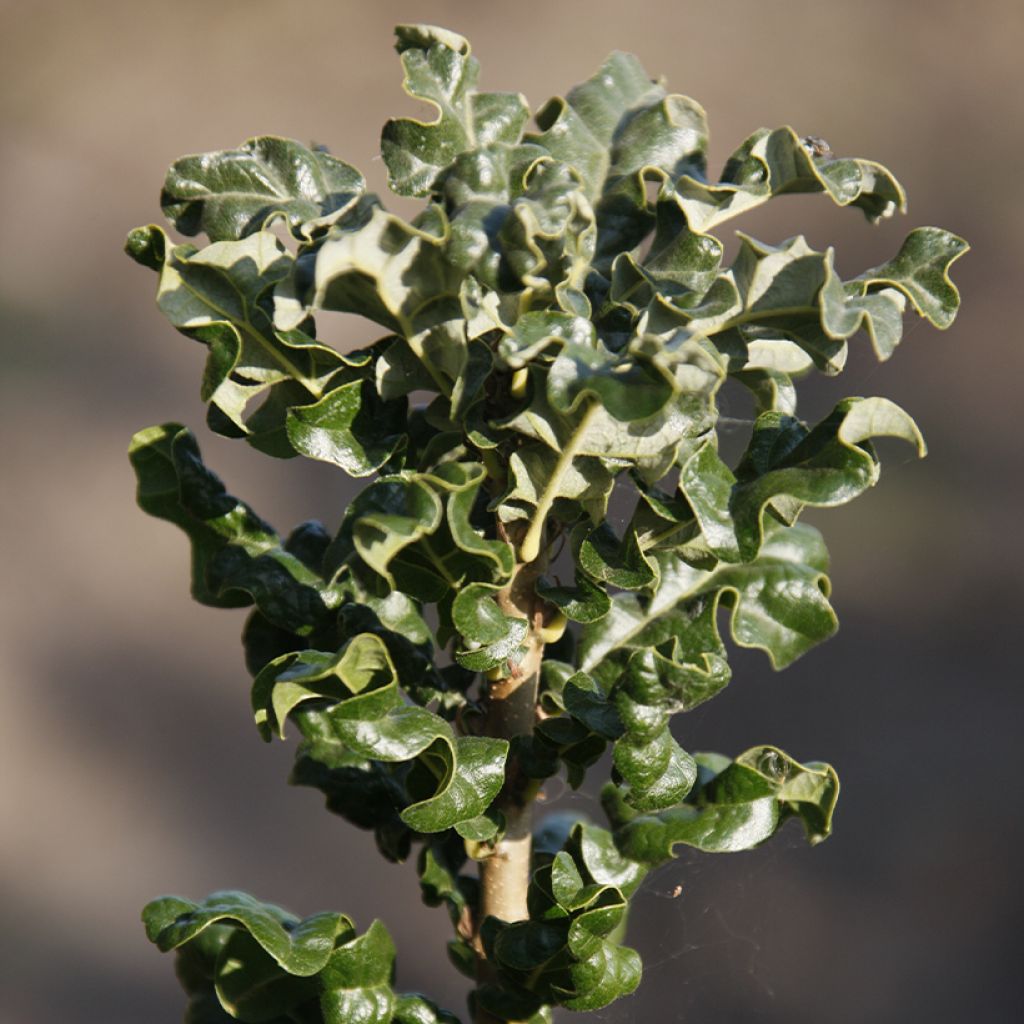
[[392, 993, 462, 1024], [581, 521, 836, 672], [452, 583, 528, 672], [496, 311, 594, 370], [565, 822, 648, 898], [278, 200, 466, 374], [257, 651, 509, 834], [613, 726, 697, 812], [318, 920, 396, 1024], [578, 523, 658, 590], [527, 51, 708, 270], [286, 379, 407, 476], [609, 745, 839, 860], [126, 224, 349, 450], [402, 734, 509, 833], [129, 424, 341, 634], [340, 474, 444, 587], [215, 930, 318, 1022], [162, 136, 366, 243], [674, 125, 906, 231], [548, 338, 673, 421], [678, 397, 925, 562], [382, 26, 529, 198], [853, 226, 969, 330], [731, 398, 924, 559], [143, 891, 354, 974], [488, 851, 641, 1012], [497, 159, 596, 310], [536, 572, 610, 624]]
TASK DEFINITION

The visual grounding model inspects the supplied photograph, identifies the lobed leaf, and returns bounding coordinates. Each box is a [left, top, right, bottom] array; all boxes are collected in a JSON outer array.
[[393, 993, 463, 1024], [130, 30, 971, 1020], [852, 225, 969, 330], [526, 50, 708, 271], [327, 463, 513, 607], [679, 396, 926, 562], [277, 200, 465, 349], [382, 25, 530, 198], [581, 521, 836, 674], [317, 919, 396, 1024], [253, 635, 509, 835], [161, 136, 366, 243], [285, 379, 408, 476], [144, 892, 458, 1024], [612, 725, 697, 813], [496, 158, 597, 311], [484, 851, 642, 1014], [577, 523, 658, 591], [673, 125, 906, 233], [129, 424, 341, 634], [535, 572, 611, 624], [452, 582, 528, 672], [126, 225, 351, 454], [144, 891, 354, 975], [608, 745, 839, 860]]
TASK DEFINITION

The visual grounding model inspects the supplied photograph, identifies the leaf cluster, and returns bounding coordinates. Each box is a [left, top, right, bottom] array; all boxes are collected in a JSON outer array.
[[143, 892, 456, 1024], [128, 23, 965, 1023]]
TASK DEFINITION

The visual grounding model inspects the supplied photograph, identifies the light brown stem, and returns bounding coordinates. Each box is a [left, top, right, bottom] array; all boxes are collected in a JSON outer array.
[[478, 665, 539, 926], [473, 549, 547, 1024]]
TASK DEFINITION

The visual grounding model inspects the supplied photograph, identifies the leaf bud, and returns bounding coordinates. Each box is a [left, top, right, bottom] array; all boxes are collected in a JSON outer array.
[[510, 367, 529, 398], [539, 611, 568, 644]]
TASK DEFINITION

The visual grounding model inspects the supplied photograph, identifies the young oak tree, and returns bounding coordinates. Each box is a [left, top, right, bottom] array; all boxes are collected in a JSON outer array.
[[127, 23, 966, 1024]]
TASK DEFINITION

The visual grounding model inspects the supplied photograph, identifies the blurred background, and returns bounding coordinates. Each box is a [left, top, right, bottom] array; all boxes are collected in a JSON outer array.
[[1, 1, 1020, 1021]]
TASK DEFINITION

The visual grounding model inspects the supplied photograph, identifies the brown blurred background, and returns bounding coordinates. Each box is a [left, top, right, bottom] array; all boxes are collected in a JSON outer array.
[[1, 1, 1021, 1021]]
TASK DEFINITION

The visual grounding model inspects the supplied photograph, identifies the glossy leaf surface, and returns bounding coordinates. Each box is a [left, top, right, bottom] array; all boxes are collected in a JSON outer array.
[[608, 745, 839, 859], [253, 635, 509, 835], [128, 22, 966, 1024], [162, 136, 366, 242], [484, 852, 641, 1014], [144, 892, 461, 1024]]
